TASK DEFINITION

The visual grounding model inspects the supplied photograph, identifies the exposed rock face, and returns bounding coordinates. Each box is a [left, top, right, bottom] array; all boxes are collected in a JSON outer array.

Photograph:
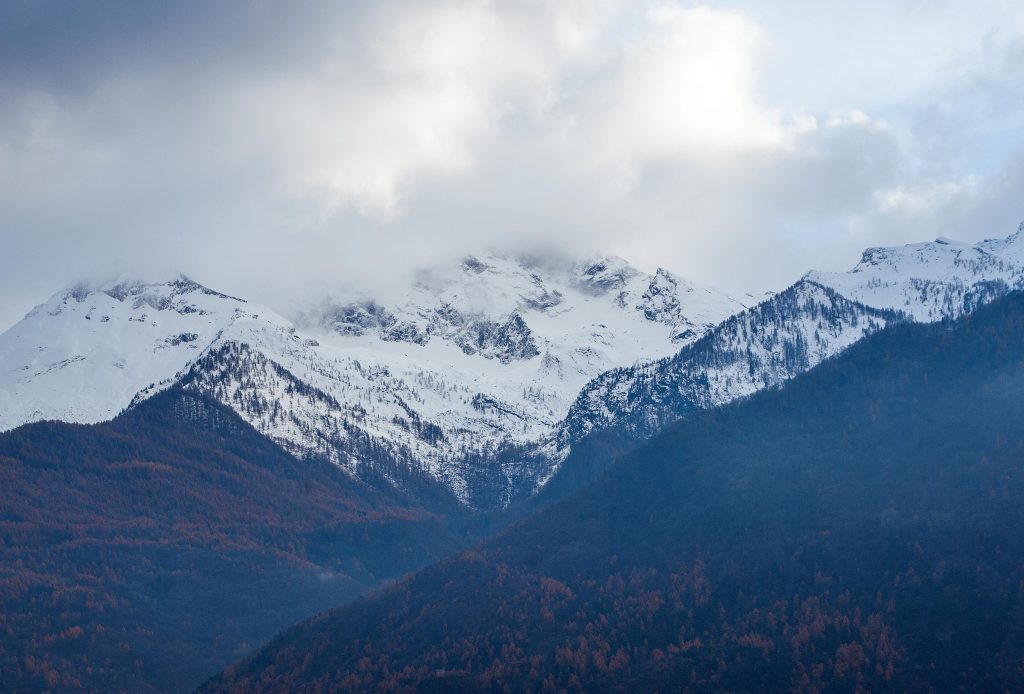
[[0, 254, 743, 509], [564, 228, 1024, 449], [563, 280, 899, 445], [7, 229, 1023, 510]]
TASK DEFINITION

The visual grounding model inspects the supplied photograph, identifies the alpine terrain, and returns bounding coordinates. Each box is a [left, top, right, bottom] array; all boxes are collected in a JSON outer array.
[[564, 226, 1024, 445], [5, 229, 1024, 510], [204, 285, 1024, 693], [4, 227, 1024, 692], [0, 254, 743, 509]]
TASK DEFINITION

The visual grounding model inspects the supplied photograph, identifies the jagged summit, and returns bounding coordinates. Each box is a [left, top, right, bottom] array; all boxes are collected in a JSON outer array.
[[806, 227, 1024, 321], [52, 273, 246, 311], [302, 251, 743, 355], [0, 251, 744, 509], [565, 224, 1024, 448], [6, 227, 1023, 509], [0, 275, 282, 432], [562, 279, 901, 445]]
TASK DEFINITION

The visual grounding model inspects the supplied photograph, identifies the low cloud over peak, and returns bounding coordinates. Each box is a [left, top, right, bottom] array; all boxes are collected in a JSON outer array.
[[1, 0, 1022, 330]]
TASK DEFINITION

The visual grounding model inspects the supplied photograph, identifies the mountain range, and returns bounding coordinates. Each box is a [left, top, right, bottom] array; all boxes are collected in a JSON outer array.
[[564, 228, 1024, 445], [4, 228, 1024, 510], [4, 224, 1024, 691], [0, 253, 745, 510], [203, 275, 1024, 693]]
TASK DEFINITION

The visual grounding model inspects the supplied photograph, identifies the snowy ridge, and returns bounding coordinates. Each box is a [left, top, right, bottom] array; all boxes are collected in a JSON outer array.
[[0, 275, 277, 430], [807, 225, 1024, 320], [0, 254, 744, 509], [562, 280, 899, 443], [198, 252, 744, 507], [6, 228, 1023, 508], [563, 225, 1024, 447], [305, 253, 743, 353]]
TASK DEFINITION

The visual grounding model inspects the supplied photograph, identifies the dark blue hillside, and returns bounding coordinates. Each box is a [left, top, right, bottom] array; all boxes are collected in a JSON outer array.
[[0, 388, 475, 692], [207, 292, 1024, 692]]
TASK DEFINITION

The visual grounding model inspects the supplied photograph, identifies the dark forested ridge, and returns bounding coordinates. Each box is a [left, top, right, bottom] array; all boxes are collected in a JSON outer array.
[[0, 389, 484, 692], [206, 291, 1024, 692]]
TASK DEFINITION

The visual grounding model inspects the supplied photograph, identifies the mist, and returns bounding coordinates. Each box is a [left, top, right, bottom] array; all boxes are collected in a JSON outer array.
[[2, 0, 1023, 330]]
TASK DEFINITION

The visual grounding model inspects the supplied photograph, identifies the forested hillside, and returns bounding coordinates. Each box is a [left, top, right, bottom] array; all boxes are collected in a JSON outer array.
[[0, 389, 480, 692], [206, 292, 1024, 692]]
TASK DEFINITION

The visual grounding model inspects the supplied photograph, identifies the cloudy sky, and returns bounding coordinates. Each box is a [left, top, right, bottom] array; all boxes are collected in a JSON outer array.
[[1, 0, 1023, 329]]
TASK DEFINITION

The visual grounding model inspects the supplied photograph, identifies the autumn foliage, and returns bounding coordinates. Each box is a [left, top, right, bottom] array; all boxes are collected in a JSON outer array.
[[206, 292, 1024, 692], [0, 389, 469, 692]]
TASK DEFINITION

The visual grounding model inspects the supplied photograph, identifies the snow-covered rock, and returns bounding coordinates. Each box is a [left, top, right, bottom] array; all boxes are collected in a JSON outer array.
[[563, 225, 1024, 447], [7, 227, 1022, 509], [562, 280, 898, 444], [0, 275, 276, 429], [0, 254, 744, 509], [807, 225, 1024, 320]]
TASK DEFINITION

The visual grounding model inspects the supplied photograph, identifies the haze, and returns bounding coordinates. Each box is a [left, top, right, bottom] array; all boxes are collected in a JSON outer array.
[[1, 0, 1023, 330]]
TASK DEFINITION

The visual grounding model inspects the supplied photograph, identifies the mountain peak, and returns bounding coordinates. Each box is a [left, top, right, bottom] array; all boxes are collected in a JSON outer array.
[[0, 272, 278, 433], [24, 273, 247, 324], [0, 250, 745, 508], [804, 224, 1024, 322], [571, 254, 636, 294], [4, 227, 1024, 512]]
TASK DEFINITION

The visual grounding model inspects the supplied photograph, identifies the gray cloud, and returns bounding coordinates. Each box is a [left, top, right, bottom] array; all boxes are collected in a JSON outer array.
[[1, 1, 1022, 329]]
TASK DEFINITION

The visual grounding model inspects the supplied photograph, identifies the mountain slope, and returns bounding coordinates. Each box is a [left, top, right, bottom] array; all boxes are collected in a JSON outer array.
[[0, 276, 264, 430], [563, 226, 1024, 447], [563, 279, 899, 443], [205, 291, 1024, 693], [808, 224, 1024, 320], [0, 388, 473, 693], [0, 255, 744, 509], [5, 229, 1022, 509]]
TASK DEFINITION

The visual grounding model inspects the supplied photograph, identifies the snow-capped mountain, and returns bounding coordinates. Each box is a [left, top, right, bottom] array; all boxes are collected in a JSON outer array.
[[0, 276, 276, 429], [0, 253, 743, 509], [563, 225, 1024, 446], [562, 280, 899, 443], [807, 225, 1024, 320], [306, 253, 741, 352], [6, 227, 1023, 509]]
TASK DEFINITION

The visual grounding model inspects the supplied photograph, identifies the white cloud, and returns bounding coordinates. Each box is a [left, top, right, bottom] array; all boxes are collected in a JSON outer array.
[[598, 5, 782, 157], [875, 178, 981, 215], [227, 1, 610, 218], [0, 0, 1022, 329]]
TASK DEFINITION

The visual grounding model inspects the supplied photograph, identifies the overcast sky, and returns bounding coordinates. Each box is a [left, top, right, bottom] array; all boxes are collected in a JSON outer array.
[[2, 0, 1023, 330]]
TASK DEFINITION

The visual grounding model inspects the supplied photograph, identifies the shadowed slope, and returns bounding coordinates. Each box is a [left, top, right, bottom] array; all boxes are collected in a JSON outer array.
[[0, 388, 473, 692], [207, 292, 1024, 692]]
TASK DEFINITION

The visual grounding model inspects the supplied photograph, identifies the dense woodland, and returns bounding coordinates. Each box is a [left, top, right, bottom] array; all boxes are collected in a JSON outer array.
[[205, 292, 1024, 692], [0, 389, 492, 692]]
